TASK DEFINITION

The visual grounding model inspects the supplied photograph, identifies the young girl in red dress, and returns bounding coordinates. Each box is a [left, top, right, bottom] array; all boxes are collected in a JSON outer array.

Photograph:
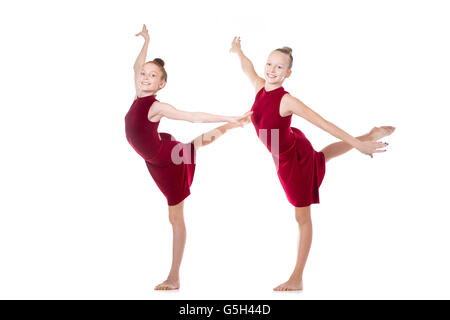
[[230, 36, 395, 291], [125, 25, 251, 290]]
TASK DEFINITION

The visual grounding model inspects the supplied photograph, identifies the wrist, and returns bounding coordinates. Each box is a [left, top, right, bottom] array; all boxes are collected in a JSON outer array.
[[353, 139, 362, 149]]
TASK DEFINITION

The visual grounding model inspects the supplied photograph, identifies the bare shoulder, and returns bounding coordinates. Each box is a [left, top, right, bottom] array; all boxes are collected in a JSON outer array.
[[151, 100, 164, 108], [151, 101, 172, 111], [148, 101, 180, 118], [147, 101, 166, 122], [147, 101, 165, 116], [280, 93, 311, 118], [280, 93, 298, 117]]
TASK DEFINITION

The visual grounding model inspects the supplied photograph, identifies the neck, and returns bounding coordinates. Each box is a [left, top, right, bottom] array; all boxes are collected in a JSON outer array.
[[138, 90, 157, 98], [264, 82, 282, 91]]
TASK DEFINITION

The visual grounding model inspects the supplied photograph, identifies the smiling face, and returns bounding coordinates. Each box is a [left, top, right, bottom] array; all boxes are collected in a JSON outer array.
[[138, 63, 166, 94], [264, 51, 292, 85]]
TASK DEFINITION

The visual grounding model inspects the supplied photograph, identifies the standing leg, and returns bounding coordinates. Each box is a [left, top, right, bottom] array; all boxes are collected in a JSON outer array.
[[274, 205, 312, 291], [154, 200, 186, 290], [321, 126, 395, 163]]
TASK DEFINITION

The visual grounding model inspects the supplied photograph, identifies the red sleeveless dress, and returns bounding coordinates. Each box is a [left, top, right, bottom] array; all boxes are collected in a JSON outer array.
[[125, 95, 196, 206], [251, 86, 326, 207]]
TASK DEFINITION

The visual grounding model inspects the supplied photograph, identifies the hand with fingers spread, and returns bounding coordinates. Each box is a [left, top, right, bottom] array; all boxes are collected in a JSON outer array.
[[229, 36, 242, 54], [356, 140, 388, 158], [136, 24, 150, 42]]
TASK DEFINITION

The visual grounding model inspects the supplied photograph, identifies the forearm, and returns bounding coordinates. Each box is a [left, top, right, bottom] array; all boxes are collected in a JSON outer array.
[[237, 50, 255, 75], [191, 112, 229, 123], [134, 39, 149, 70], [297, 103, 361, 148]]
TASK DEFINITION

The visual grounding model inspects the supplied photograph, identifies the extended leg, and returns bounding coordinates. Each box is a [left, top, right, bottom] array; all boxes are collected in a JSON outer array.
[[190, 123, 237, 151], [154, 200, 186, 290], [321, 126, 395, 163], [274, 205, 312, 291]]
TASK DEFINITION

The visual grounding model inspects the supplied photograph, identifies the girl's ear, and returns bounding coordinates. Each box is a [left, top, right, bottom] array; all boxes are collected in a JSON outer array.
[[286, 69, 292, 78], [159, 81, 167, 89]]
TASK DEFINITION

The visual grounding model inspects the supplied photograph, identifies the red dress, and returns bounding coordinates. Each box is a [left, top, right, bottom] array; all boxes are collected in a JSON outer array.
[[251, 86, 326, 207], [125, 95, 196, 206]]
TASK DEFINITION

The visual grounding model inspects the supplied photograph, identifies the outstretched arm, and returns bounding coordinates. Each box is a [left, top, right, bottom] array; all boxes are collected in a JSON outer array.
[[190, 112, 253, 151], [229, 37, 265, 93], [281, 94, 387, 157], [149, 102, 252, 126], [133, 25, 150, 97], [134, 24, 150, 73]]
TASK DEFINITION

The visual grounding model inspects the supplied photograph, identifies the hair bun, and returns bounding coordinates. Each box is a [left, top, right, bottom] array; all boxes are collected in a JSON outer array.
[[274, 46, 294, 69], [152, 58, 165, 67], [282, 46, 292, 54]]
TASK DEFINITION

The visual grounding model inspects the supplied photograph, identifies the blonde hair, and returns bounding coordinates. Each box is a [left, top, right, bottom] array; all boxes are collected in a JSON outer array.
[[275, 47, 293, 69], [145, 58, 167, 82]]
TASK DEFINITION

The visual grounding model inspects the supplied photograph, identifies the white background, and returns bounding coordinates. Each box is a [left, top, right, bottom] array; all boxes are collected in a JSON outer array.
[[1, 0, 449, 299]]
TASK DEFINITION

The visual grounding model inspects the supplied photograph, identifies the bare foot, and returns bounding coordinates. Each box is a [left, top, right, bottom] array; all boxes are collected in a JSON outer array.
[[154, 279, 180, 290], [368, 126, 396, 141], [273, 279, 303, 291]]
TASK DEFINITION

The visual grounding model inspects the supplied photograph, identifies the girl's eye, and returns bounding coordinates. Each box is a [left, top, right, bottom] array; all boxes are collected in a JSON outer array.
[[151, 74, 156, 77], [140, 72, 145, 75], [267, 63, 271, 66], [277, 66, 282, 69]]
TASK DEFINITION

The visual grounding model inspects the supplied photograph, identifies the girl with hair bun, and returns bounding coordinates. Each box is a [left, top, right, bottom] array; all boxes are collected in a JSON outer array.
[[230, 37, 395, 291], [125, 25, 252, 290]]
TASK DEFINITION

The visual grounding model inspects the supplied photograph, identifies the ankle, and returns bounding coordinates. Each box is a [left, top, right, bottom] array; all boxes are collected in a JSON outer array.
[[167, 274, 179, 282], [288, 274, 303, 283]]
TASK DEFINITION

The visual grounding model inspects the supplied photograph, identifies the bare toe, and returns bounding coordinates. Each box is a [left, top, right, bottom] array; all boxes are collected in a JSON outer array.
[[273, 280, 303, 291], [154, 279, 179, 291], [369, 125, 396, 141]]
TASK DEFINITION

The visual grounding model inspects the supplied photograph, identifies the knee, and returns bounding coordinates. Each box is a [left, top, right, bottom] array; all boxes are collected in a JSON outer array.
[[169, 210, 184, 225], [295, 209, 311, 226]]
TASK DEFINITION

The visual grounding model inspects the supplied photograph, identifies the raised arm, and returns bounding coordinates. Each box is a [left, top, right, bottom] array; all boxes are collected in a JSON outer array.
[[280, 94, 387, 157], [134, 24, 149, 73], [149, 101, 252, 126], [133, 25, 150, 96], [229, 37, 265, 93]]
